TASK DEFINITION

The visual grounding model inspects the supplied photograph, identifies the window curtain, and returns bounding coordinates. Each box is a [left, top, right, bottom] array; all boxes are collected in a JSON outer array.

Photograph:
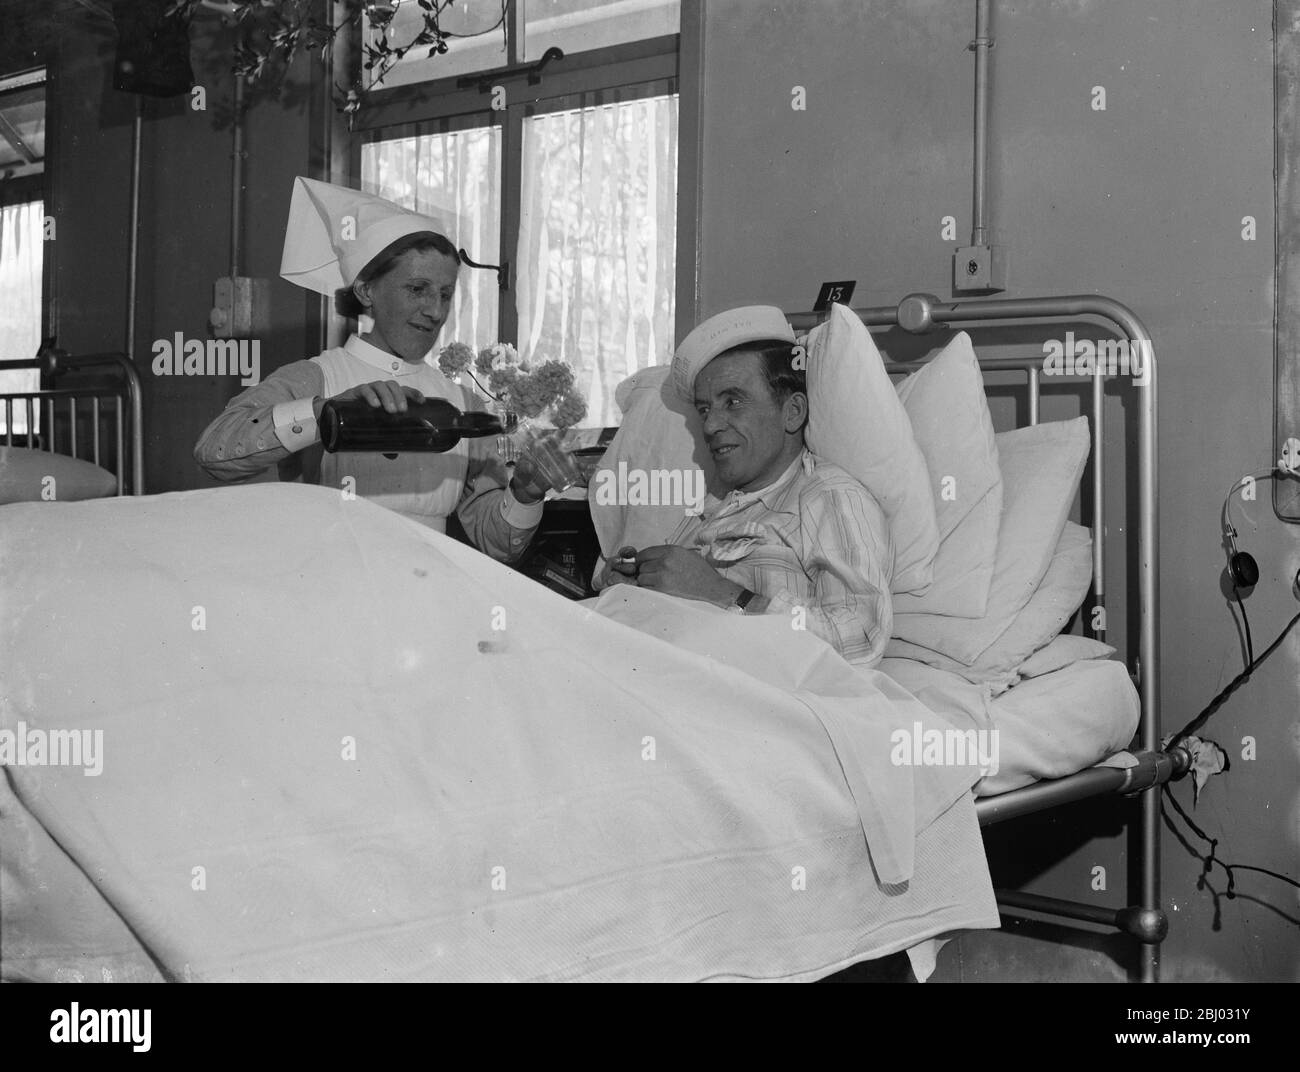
[[0, 199, 43, 434], [516, 94, 677, 427]]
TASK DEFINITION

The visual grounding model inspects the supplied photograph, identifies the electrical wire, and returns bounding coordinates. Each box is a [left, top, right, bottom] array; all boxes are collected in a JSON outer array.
[[1162, 785, 1300, 899], [1232, 587, 1254, 666], [1167, 608, 1300, 748], [1159, 465, 1300, 914]]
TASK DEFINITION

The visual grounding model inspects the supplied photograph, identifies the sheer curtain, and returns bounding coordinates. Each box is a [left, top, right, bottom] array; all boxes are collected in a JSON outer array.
[[516, 93, 677, 427], [361, 127, 502, 355], [0, 199, 43, 434]]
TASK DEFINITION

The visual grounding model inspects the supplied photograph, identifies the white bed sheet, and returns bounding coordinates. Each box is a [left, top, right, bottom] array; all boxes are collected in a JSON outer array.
[[0, 484, 999, 982], [878, 655, 1140, 798]]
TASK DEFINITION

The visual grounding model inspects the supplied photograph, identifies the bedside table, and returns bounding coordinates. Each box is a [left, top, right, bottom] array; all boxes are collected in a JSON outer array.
[[446, 496, 602, 599]]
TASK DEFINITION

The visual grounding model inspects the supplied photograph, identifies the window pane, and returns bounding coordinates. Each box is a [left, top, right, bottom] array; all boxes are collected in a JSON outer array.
[[0, 84, 45, 175], [517, 94, 677, 427], [366, 3, 507, 89], [0, 200, 43, 435], [523, 0, 680, 60], [361, 125, 502, 354]]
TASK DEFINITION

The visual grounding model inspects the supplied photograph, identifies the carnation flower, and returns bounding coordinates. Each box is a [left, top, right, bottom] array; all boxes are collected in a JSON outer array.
[[438, 341, 474, 377], [551, 389, 588, 430], [476, 342, 520, 376], [507, 376, 549, 419], [529, 359, 575, 405], [487, 366, 521, 395], [442, 340, 588, 428]]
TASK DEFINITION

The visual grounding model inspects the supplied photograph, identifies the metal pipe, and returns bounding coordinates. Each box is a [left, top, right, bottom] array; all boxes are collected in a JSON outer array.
[[127, 97, 142, 373], [231, 75, 245, 279], [971, 0, 992, 247], [1092, 367, 1105, 640], [996, 890, 1122, 929], [115, 398, 125, 496], [790, 292, 1160, 980], [1028, 367, 1039, 425]]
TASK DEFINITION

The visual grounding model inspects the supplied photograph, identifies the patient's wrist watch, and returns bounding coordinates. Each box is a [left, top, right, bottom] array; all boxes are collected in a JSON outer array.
[[726, 587, 756, 615]]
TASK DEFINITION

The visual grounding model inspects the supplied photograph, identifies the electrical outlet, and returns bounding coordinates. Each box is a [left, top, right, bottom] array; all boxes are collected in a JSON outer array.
[[210, 276, 271, 339], [952, 245, 1007, 295], [1280, 436, 1300, 474]]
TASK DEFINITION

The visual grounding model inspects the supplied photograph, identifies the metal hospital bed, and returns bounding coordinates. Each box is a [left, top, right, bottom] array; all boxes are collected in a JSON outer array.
[[789, 292, 1189, 983], [0, 349, 145, 496], [1, 309, 1184, 982]]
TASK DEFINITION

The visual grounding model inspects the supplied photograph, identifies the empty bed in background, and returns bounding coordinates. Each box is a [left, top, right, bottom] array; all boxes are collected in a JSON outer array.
[[0, 349, 143, 502]]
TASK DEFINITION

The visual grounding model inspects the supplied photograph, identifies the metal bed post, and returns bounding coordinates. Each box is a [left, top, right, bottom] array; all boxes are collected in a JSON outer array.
[[789, 293, 1163, 981], [42, 350, 145, 495]]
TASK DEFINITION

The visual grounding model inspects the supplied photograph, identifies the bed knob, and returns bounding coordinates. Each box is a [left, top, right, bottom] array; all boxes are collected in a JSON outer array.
[[1116, 906, 1168, 944], [1166, 745, 1194, 778], [897, 293, 940, 334]]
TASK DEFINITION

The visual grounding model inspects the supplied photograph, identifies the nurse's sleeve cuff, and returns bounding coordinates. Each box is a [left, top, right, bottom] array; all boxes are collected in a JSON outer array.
[[272, 396, 320, 452], [501, 485, 545, 529]]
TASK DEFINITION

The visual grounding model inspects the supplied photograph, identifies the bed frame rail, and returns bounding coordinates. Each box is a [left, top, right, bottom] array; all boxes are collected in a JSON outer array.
[[788, 293, 1172, 981]]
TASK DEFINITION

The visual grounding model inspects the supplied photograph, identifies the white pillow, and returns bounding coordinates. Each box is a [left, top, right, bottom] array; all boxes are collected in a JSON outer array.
[[0, 447, 118, 504], [885, 522, 1093, 693], [892, 332, 1002, 617], [973, 521, 1093, 675], [805, 304, 939, 595], [889, 417, 1090, 664], [1018, 632, 1116, 679], [588, 366, 721, 558]]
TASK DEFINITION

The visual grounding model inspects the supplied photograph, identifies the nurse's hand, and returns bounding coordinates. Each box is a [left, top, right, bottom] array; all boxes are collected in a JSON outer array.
[[321, 380, 425, 416]]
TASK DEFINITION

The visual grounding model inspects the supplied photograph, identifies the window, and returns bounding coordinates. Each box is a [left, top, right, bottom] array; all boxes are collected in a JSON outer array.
[[356, 1, 679, 426], [0, 67, 46, 436]]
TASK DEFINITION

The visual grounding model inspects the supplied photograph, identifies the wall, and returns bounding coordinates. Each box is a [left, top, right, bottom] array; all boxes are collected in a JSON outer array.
[[698, 0, 1297, 981], [31, 6, 325, 495]]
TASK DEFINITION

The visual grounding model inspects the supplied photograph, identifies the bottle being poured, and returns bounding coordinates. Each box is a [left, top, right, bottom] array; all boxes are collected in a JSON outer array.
[[319, 394, 582, 494], [319, 396, 505, 454]]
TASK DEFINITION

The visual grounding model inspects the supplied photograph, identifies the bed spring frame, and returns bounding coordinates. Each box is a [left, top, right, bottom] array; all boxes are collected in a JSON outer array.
[[0, 350, 145, 496], [789, 293, 1189, 983]]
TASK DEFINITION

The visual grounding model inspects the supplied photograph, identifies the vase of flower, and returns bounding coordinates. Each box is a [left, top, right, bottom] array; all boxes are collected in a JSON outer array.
[[489, 399, 523, 464], [438, 340, 590, 466]]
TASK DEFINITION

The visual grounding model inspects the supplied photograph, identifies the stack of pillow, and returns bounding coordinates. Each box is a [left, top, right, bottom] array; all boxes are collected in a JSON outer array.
[[589, 303, 1114, 691]]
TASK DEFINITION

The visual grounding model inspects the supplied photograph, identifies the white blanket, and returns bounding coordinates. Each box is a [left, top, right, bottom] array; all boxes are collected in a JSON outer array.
[[0, 484, 996, 981]]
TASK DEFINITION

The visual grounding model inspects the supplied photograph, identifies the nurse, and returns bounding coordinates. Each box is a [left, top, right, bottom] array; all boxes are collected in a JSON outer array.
[[194, 177, 563, 562]]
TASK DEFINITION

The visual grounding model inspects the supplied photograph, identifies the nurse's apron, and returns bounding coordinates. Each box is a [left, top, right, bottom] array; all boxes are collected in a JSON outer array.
[[311, 347, 475, 533]]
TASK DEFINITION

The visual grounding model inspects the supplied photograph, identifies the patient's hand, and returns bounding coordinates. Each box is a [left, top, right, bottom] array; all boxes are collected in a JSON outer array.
[[599, 545, 641, 589], [633, 545, 741, 607]]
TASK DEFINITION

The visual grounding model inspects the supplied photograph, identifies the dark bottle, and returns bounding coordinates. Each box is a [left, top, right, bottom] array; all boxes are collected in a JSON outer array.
[[319, 397, 507, 453]]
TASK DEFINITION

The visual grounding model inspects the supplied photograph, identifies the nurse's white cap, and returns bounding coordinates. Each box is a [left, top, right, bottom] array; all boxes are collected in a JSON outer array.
[[280, 176, 456, 296], [671, 305, 795, 401]]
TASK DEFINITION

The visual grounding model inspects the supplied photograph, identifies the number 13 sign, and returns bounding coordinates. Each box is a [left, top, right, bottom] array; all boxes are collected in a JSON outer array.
[[813, 280, 856, 311]]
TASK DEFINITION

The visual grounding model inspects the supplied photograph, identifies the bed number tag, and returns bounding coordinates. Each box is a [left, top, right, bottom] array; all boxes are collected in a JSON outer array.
[[813, 280, 856, 310]]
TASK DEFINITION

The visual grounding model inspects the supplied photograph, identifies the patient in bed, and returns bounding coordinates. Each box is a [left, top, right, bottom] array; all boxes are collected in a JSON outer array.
[[600, 306, 895, 666]]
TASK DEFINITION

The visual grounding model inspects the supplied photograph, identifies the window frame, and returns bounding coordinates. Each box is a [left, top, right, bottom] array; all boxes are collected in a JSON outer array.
[[350, 32, 681, 350]]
